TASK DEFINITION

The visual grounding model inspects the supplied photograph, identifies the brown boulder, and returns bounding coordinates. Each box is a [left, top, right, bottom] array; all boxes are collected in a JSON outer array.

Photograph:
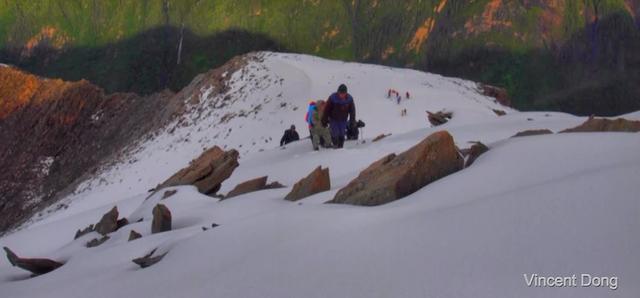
[[464, 142, 489, 168], [86, 235, 110, 248], [479, 83, 511, 107], [284, 167, 331, 202], [265, 181, 285, 189], [225, 176, 268, 199], [3, 247, 63, 275], [560, 117, 640, 133], [95, 206, 119, 235], [128, 230, 143, 241], [328, 131, 464, 206], [427, 111, 452, 126], [158, 146, 239, 195], [512, 129, 553, 138], [74, 224, 94, 239], [152, 204, 172, 234]]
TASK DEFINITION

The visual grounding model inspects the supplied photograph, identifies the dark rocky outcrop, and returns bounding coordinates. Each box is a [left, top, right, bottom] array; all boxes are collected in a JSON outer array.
[[328, 131, 464, 206], [560, 117, 640, 133], [284, 167, 331, 202], [152, 204, 172, 234], [128, 230, 142, 241], [427, 111, 453, 126], [492, 109, 506, 116], [86, 235, 110, 248], [464, 142, 489, 168], [512, 129, 554, 138], [157, 146, 239, 195], [132, 248, 167, 268], [3, 247, 63, 275]]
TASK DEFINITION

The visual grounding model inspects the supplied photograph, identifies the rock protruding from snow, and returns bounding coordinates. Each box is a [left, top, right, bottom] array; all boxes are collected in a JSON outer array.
[[74, 224, 94, 239], [3, 247, 63, 275], [427, 111, 452, 126], [132, 248, 167, 268], [158, 146, 239, 195], [225, 176, 268, 199], [512, 129, 553, 138], [128, 230, 142, 241], [284, 167, 331, 202], [479, 83, 511, 107], [372, 133, 391, 142], [86, 236, 110, 248], [560, 117, 640, 133], [152, 204, 172, 234], [464, 142, 489, 168], [224, 176, 285, 199], [328, 131, 464, 206], [95, 206, 119, 235]]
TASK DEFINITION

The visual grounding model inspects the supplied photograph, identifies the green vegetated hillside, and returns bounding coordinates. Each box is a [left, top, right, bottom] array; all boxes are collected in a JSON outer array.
[[0, 0, 639, 115]]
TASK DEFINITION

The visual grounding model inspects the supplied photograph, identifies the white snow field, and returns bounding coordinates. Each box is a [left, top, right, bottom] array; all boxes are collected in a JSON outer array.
[[1, 52, 638, 298]]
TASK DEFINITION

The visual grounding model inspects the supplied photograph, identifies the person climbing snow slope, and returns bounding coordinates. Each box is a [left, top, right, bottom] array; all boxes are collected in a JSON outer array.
[[322, 84, 356, 149], [308, 100, 333, 150]]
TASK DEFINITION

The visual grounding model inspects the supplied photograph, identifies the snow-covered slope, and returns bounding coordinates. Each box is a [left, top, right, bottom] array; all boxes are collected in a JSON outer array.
[[1, 52, 638, 298]]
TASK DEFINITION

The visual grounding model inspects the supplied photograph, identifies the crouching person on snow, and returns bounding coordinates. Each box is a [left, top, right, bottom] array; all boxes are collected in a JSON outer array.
[[280, 124, 300, 146], [322, 84, 356, 149]]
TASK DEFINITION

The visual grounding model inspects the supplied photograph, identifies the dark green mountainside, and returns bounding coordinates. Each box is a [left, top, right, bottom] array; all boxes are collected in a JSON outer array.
[[1, 0, 639, 115]]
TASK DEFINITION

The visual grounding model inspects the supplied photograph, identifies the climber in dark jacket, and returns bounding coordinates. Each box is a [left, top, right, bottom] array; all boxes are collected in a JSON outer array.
[[322, 84, 356, 148], [280, 125, 300, 146]]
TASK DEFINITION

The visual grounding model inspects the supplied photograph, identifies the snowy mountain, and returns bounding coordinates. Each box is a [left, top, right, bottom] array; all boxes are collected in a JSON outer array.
[[1, 52, 639, 298]]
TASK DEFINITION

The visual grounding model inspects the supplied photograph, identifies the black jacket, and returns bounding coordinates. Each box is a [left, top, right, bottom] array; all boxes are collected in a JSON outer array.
[[280, 128, 300, 146]]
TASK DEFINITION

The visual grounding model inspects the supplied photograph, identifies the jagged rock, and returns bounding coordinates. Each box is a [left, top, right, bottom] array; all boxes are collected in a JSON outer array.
[[152, 204, 172, 234], [132, 248, 167, 268], [3, 247, 63, 275], [479, 83, 511, 107], [117, 218, 129, 229], [328, 131, 464, 206], [157, 146, 239, 195], [95, 206, 119, 235], [464, 142, 489, 168], [512, 129, 553, 138], [427, 111, 452, 126], [492, 109, 506, 116], [74, 224, 94, 239], [225, 176, 268, 199], [161, 189, 178, 199], [560, 117, 640, 133], [128, 230, 142, 241], [372, 133, 391, 142], [284, 167, 331, 201], [265, 181, 285, 189], [86, 235, 110, 248]]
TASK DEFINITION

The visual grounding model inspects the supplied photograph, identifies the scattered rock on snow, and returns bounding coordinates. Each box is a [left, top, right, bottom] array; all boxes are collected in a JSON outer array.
[[372, 133, 391, 142], [152, 204, 172, 234], [492, 109, 506, 116], [328, 131, 464, 206], [161, 189, 178, 200], [511, 129, 553, 138], [95, 206, 119, 235], [132, 248, 167, 268], [464, 142, 489, 168], [560, 117, 640, 133], [74, 224, 94, 239], [225, 176, 268, 199], [128, 230, 142, 241], [427, 111, 452, 126], [479, 83, 511, 107], [157, 146, 239, 195], [3, 247, 63, 275], [284, 166, 331, 202], [86, 235, 110, 248]]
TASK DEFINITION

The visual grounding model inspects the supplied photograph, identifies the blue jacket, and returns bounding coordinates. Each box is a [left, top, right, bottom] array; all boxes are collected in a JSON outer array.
[[322, 93, 355, 125]]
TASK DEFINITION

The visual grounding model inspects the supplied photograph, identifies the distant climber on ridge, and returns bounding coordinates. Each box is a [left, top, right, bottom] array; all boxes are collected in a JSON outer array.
[[322, 84, 356, 149], [280, 125, 300, 146]]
